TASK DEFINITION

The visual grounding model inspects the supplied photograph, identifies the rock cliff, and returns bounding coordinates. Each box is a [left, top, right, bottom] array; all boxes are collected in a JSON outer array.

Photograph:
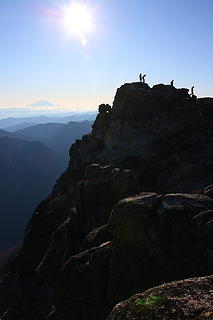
[[0, 82, 212, 320]]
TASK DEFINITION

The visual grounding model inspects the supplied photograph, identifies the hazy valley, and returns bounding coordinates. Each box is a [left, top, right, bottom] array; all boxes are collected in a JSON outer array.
[[0, 117, 93, 251]]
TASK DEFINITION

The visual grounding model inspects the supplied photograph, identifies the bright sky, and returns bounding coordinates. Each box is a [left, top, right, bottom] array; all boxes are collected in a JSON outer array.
[[0, 0, 213, 110]]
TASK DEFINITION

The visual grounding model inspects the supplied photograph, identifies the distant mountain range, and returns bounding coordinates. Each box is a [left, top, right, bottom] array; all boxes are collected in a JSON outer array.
[[16, 120, 93, 158], [5, 122, 35, 131], [15, 122, 65, 144], [0, 119, 93, 251], [0, 136, 66, 251], [0, 112, 97, 129]]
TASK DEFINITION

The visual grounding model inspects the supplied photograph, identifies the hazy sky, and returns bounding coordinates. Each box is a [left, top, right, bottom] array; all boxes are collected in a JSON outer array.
[[0, 0, 213, 110]]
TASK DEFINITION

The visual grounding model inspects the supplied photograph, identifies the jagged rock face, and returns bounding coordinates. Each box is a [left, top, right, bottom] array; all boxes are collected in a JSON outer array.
[[69, 82, 213, 192], [0, 164, 139, 320], [0, 83, 213, 320], [107, 275, 213, 320], [107, 193, 213, 305], [54, 242, 111, 320], [44, 192, 213, 320]]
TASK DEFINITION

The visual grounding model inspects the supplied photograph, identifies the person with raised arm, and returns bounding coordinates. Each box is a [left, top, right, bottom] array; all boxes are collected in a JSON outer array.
[[142, 74, 146, 83]]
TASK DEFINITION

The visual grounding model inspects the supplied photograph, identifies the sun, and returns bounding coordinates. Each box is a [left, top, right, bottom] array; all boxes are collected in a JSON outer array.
[[63, 3, 93, 38]]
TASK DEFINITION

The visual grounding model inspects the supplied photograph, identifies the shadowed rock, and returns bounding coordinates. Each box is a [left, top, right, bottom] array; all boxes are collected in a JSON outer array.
[[107, 193, 213, 306]]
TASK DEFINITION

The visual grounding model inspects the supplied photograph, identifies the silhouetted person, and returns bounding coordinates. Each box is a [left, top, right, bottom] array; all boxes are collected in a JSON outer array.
[[139, 73, 142, 82], [191, 86, 195, 96], [142, 74, 146, 83], [170, 80, 174, 87]]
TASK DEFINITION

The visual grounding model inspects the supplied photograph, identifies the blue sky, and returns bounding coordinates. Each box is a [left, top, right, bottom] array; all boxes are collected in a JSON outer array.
[[0, 0, 212, 110]]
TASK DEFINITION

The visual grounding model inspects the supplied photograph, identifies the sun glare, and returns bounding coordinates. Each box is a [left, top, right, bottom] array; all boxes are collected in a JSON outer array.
[[63, 3, 93, 39]]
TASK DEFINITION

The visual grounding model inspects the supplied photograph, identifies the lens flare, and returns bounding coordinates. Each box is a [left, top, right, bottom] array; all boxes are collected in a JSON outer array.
[[63, 3, 93, 37]]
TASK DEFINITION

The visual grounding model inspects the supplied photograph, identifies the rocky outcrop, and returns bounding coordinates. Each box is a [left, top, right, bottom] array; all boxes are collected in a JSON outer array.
[[107, 275, 213, 320], [42, 191, 213, 320], [0, 82, 213, 320], [66, 82, 213, 192], [107, 193, 213, 306]]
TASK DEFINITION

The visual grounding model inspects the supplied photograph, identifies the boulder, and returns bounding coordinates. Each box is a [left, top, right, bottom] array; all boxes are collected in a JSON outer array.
[[107, 193, 213, 306], [107, 275, 213, 320], [76, 164, 140, 233]]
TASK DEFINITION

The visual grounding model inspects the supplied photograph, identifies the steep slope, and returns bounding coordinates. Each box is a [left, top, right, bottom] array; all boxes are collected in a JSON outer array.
[[0, 82, 212, 320], [0, 246, 20, 277], [0, 137, 66, 251]]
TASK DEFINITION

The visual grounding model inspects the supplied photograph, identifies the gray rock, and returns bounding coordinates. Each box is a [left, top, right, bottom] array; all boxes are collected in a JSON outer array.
[[107, 275, 213, 320], [107, 193, 213, 306]]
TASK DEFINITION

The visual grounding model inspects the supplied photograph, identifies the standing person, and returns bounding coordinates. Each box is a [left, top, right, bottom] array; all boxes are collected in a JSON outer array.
[[139, 73, 142, 82], [142, 74, 146, 83], [191, 86, 195, 96], [170, 80, 174, 87]]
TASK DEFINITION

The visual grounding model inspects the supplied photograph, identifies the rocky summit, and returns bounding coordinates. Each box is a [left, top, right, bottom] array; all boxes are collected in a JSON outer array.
[[0, 82, 213, 320]]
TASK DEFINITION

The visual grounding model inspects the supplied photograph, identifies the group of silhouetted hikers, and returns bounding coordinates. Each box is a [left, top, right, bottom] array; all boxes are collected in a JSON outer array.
[[139, 74, 195, 96]]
